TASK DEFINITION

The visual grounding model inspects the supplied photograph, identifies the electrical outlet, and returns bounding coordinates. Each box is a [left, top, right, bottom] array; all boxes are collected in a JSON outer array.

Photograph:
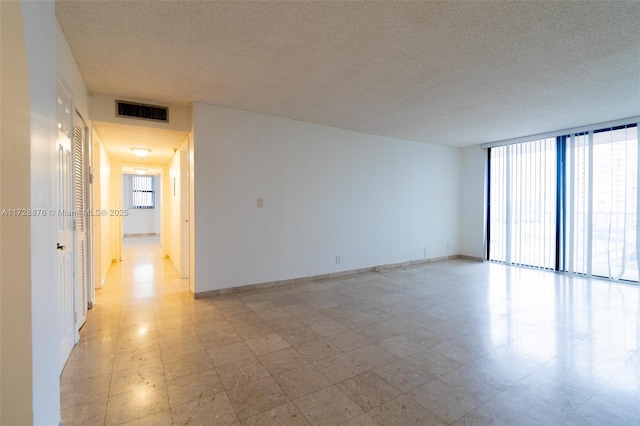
[[257, 198, 263, 208], [335, 255, 340, 264], [423, 247, 426, 258]]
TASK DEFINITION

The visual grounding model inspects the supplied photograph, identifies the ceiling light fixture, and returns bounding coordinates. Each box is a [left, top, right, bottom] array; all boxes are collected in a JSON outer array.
[[131, 147, 151, 158]]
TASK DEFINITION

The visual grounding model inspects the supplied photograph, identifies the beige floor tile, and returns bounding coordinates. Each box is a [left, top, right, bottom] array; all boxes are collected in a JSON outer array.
[[191, 308, 227, 323], [282, 303, 316, 316], [338, 413, 380, 426], [326, 331, 375, 352], [256, 307, 291, 321], [408, 378, 481, 423], [245, 333, 291, 356], [451, 405, 520, 426], [208, 342, 255, 367], [61, 400, 107, 426], [430, 339, 486, 364], [336, 372, 402, 411], [376, 335, 425, 358], [194, 319, 234, 334], [166, 368, 224, 407], [234, 322, 276, 340], [258, 347, 309, 375], [313, 353, 369, 384], [563, 397, 640, 426], [481, 375, 591, 425], [109, 361, 165, 396], [274, 364, 332, 399], [199, 326, 243, 349], [159, 335, 204, 358], [157, 323, 199, 342], [591, 367, 640, 416], [61, 239, 640, 426], [171, 392, 240, 426], [401, 326, 449, 348], [115, 327, 159, 352], [216, 357, 271, 390], [61, 354, 114, 384], [68, 338, 117, 363], [293, 385, 363, 426], [113, 345, 163, 371], [105, 382, 170, 425], [373, 358, 434, 393], [406, 348, 464, 376], [294, 310, 332, 326], [61, 373, 111, 410], [279, 326, 323, 346], [347, 344, 397, 370], [120, 410, 173, 425], [227, 376, 290, 419], [241, 401, 310, 425], [368, 394, 447, 426], [308, 320, 349, 337], [439, 364, 506, 403], [163, 350, 213, 380], [226, 311, 264, 326], [295, 339, 344, 363], [266, 315, 306, 332], [351, 325, 396, 342]]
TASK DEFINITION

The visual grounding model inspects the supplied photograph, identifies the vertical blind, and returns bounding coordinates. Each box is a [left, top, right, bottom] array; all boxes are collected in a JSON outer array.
[[130, 175, 155, 209], [488, 138, 556, 269], [488, 122, 640, 282]]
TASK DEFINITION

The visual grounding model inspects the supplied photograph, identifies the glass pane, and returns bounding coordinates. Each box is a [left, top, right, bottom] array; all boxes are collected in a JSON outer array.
[[591, 127, 638, 281], [488, 139, 556, 269]]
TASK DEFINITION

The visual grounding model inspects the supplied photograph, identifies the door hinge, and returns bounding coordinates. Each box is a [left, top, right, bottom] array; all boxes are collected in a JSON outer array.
[[74, 312, 77, 323]]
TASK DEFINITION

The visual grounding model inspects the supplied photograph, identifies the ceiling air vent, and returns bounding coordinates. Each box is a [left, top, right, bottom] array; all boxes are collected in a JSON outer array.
[[116, 100, 168, 123]]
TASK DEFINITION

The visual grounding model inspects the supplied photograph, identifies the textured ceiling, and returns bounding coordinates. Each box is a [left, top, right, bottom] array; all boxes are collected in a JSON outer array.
[[57, 1, 640, 148], [93, 122, 187, 164]]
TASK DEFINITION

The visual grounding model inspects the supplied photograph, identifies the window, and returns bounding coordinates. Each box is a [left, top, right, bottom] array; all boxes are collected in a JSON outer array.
[[487, 138, 557, 269], [130, 175, 155, 209], [487, 121, 639, 282]]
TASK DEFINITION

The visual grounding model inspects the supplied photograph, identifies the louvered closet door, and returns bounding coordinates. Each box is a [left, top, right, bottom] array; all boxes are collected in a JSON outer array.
[[74, 115, 88, 332]]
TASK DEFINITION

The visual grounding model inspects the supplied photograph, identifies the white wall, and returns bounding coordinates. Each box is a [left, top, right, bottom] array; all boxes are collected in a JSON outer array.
[[0, 1, 63, 424], [55, 21, 89, 121], [460, 145, 486, 259], [122, 174, 161, 235], [93, 132, 114, 287], [193, 103, 461, 293], [1, 2, 34, 423], [25, 1, 61, 423]]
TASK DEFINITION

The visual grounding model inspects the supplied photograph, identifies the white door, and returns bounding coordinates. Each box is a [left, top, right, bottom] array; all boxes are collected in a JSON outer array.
[[56, 80, 75, 372], [73, 114, 89, 336], [179, 142, 189, 279]]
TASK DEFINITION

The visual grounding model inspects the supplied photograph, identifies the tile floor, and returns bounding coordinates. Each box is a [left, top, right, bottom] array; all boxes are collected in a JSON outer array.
[[61, 237, 640, 425]]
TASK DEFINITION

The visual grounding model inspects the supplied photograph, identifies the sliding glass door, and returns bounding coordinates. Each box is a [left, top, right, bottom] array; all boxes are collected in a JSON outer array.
[[488, 139, 556, 269], [566, 126, 639, 281], [488, 122, 639, 282]]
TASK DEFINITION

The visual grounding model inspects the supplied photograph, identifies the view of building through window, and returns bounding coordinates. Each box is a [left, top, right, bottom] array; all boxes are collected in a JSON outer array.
[[488, 123, 639, 282]]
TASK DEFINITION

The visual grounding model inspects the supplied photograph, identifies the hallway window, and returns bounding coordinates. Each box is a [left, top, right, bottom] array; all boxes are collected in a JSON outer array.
[[130, 175, 155, 209]]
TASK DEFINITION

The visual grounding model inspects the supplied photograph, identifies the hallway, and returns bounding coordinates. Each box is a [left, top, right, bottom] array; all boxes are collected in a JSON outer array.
[[61, 236, 193, 424], [60, 237, 640, 425]]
